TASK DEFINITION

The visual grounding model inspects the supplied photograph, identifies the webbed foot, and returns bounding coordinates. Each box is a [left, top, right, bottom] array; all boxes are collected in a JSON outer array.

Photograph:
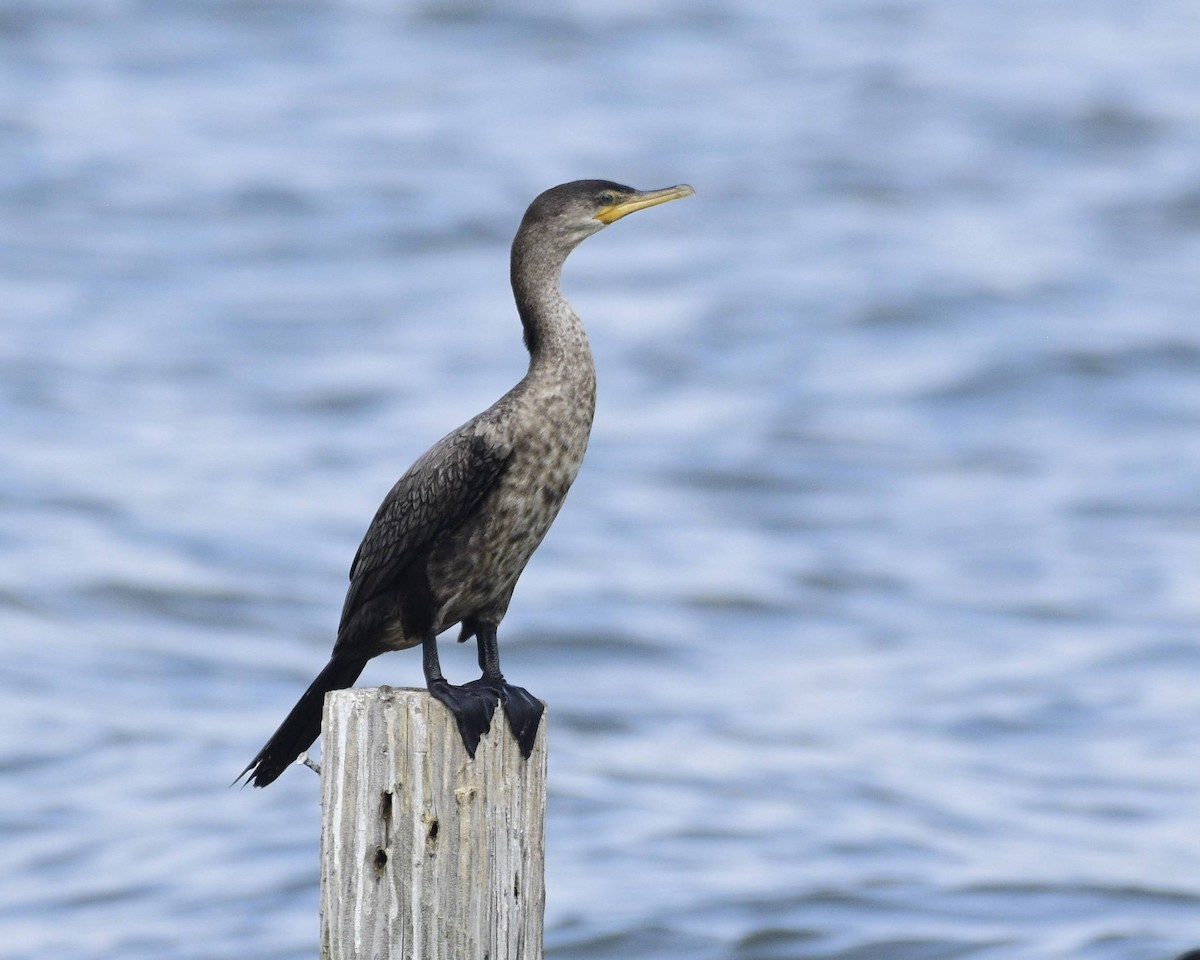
[[500, 682, 544, 758], [465, 677, 544, 758], [427, 678, 500, 758]]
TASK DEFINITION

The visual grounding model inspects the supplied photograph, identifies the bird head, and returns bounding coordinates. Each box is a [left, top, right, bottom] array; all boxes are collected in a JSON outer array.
[[519, 180, 695, 251]]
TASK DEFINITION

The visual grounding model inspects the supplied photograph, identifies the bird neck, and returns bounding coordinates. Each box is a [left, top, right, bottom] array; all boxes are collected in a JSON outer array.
[[510, 232, 593, 373]]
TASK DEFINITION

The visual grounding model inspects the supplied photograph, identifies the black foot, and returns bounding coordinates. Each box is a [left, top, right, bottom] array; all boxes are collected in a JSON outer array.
[[501, 683, 544, 759], [427, 679, 499, 758], [464, 677, 544, 759]]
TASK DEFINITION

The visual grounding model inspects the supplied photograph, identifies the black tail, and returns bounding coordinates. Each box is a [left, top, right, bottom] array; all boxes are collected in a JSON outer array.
[[236, 655, 369, 788]]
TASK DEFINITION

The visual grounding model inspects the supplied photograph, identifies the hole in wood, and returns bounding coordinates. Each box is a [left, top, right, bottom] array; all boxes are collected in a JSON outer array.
[[373, 848, 388, 873], [427, 819, 440, 842]]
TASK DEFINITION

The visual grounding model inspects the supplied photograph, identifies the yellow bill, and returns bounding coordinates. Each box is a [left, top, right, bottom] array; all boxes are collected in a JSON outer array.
[[595, 184, 696, 224]]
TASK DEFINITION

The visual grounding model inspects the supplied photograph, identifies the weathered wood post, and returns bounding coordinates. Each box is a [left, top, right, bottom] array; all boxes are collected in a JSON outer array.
[[319, 687, 546, 960]]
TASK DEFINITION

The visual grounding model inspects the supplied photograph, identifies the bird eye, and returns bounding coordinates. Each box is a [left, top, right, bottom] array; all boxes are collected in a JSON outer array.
[[599, 192, 617, 206]]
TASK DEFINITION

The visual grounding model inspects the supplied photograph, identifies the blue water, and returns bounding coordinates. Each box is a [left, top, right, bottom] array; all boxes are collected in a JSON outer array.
[[4, 2, 1200, 958]]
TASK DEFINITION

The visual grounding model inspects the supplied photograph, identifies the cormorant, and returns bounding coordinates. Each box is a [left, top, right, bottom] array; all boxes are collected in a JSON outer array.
[[239, 180, 694, 787]]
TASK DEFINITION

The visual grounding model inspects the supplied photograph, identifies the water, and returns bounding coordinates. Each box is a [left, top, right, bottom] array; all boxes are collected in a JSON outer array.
[[3, 2, 1200, 958]]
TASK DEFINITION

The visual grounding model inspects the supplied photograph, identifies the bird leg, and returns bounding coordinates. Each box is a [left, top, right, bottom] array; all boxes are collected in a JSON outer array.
[[422, 631, 498, 758], [463, 622, 544, 759]]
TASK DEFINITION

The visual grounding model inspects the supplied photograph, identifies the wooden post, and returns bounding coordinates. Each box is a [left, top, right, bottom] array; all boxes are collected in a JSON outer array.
[[319, 687, 546, 960]]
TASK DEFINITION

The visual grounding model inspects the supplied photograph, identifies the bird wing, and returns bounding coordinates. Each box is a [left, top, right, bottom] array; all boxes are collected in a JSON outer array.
[[337, 428, 510, 634]]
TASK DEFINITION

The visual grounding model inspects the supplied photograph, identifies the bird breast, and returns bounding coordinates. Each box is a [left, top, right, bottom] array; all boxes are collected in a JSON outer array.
[[427, 372, 596, 629]]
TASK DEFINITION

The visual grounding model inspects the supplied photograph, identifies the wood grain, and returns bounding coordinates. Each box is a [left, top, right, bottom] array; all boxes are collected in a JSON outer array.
[[320, 687, 546, 960]]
